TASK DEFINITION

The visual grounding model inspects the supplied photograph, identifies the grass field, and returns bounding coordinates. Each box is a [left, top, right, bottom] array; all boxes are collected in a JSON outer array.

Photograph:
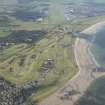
[[0, 2, 78, 103], [0, 27, 78, 104]]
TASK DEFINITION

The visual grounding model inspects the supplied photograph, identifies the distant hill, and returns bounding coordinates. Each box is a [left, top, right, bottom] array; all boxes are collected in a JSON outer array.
[[0, 0, 36, 5], [17, 0, 35, 4], [0, 0, 17, 5]]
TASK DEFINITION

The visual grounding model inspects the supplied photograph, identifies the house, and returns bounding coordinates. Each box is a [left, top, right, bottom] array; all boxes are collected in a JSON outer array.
[[36, 18, 43, 22]]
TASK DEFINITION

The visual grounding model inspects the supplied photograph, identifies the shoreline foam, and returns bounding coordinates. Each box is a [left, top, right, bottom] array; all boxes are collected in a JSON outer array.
[[81, 21, 105, 67]]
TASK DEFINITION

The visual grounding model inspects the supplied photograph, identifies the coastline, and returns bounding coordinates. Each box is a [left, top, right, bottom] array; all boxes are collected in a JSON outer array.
[[80, 21, 105, 68], [81, 21, 105, 35], [88, 45, 100, 67], [38, 21, 105, 105]]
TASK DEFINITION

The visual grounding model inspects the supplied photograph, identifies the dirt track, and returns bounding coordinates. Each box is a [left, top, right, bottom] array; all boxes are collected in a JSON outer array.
[[38, 21, 105, 105]]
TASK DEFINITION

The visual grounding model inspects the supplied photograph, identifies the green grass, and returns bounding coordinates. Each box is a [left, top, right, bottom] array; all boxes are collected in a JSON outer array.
[[0, 30, 11, 37], [12, 18, 49, 30], [0, 29, 78, 103], [0, 32, 77, 83], [1, 14, 105, 104], [65, 15, 105, 32]]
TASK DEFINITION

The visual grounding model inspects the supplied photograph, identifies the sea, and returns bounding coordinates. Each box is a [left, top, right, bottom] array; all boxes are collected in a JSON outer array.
[[91, 27, 105, 68]]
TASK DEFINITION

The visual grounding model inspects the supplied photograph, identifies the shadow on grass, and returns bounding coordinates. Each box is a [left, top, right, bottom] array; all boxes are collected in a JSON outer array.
[[0, 30, 47, 44]]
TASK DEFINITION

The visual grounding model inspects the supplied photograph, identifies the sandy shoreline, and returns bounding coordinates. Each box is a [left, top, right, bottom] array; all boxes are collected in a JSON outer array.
[[81, 21, 105, 35]]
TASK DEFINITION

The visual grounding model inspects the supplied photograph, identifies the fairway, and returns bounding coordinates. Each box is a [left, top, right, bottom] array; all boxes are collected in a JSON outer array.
[[0, 15, 78, 103], [0, 0, 79, 104]]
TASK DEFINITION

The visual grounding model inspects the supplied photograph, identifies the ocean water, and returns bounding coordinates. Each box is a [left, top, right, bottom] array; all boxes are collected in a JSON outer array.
[[91, 28, 105, 67]]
